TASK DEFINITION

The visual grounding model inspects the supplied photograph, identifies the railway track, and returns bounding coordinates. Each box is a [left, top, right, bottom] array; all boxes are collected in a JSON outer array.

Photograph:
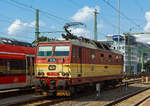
[[6, 90, 96, 106], [0, 78, 146, 106], [0, 87, 35, 99], [105, 87, 150, 106]]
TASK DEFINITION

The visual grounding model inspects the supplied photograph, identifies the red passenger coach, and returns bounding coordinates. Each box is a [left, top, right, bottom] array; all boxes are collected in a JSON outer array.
[[0, 38, 35, 90]]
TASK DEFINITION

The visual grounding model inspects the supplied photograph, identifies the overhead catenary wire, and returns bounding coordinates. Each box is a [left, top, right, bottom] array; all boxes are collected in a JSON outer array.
[[9, 0, 71, 22], [66, 0, 82, 8], [101, 0, 142, 29], [101, 16, 126, 32], [1, 0, 35, 13], [0, 31, 34, 40], [0, 0, 67, 31], [134, 0, 145, 15]]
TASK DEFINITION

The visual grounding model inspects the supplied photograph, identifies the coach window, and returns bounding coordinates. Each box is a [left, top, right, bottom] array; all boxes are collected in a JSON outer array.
[[9, 59, 26, 75], [38, 46, 52, 56], [72, 48, 76, 58], [0, 59, 7, 75], [77, 48, 80, 58], [100, 54, 104, 62], [115, 56, 119, 63], [108, 55, 112, 62]]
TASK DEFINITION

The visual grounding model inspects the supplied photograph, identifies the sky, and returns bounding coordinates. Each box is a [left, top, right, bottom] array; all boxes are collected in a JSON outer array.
[[0, 0, 150, 43]]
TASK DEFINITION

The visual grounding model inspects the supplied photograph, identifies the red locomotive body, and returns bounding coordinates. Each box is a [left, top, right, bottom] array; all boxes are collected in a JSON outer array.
[[0, 38, 35, 90]]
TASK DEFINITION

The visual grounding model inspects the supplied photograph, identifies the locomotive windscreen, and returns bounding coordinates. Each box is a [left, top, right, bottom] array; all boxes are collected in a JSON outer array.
[[38, 46, 52, 56], [54, 46, 70, 56]]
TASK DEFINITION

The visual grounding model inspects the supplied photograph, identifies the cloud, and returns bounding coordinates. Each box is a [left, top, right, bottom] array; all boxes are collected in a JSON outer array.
[[144, 12, 150, 31], [147, 42, 150, 44], [134, 34, 150, 43], [50, 25, 56, 29], [97, 23, 103, 29], [8, 19, 45, 36], [69, 28, 91, 38], [71, 6, 100, 22], [134, 12, 150, 43]]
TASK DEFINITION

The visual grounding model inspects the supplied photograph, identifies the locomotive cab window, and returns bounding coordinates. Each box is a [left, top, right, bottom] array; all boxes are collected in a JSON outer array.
[[54, 46, 70, 56], [38, 46, 52, 56]]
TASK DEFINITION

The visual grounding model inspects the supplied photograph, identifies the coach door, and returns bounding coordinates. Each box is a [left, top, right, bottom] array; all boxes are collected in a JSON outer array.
[[26, 56, 34, 86]]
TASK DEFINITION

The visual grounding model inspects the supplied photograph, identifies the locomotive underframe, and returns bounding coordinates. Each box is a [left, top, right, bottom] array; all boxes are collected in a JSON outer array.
[[36, 76, 122, 96]]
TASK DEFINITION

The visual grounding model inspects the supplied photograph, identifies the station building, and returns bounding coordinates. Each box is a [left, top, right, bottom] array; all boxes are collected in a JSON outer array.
[[106, 34, 150, 74]]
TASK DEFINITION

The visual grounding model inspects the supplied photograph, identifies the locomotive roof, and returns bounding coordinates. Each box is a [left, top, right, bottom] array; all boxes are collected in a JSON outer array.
[[0, 37, 33, 47], [38, 40, 122, 54]]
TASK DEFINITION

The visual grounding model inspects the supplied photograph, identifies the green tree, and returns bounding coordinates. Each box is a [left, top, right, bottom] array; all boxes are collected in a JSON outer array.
[[32, 36, 58, 44]]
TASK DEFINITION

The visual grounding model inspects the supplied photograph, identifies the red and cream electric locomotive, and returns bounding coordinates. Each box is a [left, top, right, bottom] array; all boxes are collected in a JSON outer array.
[[34, 23, 123, 96]]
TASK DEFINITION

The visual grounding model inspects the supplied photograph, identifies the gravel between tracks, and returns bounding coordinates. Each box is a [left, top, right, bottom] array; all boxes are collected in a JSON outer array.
[[53, 83, 150, 106]]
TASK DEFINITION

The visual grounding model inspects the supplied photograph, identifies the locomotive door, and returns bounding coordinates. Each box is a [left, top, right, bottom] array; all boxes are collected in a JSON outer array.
[[26, 56, 34, 86], [78, 48, 82, 77]]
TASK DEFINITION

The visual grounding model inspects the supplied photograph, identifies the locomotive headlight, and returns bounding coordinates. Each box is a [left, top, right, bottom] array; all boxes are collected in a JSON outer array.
[[61, 72, 65, 76], [41, 72, 45, 75], [65, 72, 69, 76], [38, 72, 41, 75], [38, 71, 45, 75]]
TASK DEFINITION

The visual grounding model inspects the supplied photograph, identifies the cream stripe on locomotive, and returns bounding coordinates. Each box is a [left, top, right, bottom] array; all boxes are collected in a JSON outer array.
[[35, 64, 123, 78]]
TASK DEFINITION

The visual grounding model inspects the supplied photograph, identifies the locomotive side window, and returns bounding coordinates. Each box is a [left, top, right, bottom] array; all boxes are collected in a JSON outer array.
[[72, 48, 76, 58], [108, 55, 112, 62], [100, 54, 104, 62], [77, 48, 80, 58], [38, 46, 52, 56], [54, 46, 70, 56], [91, 51, 95, 60], [115, 56, 119, 63]]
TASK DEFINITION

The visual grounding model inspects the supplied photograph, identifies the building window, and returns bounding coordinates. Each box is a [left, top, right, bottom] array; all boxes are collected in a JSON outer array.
[[100, 54, 104, 62], [108, 55, 112, 62]]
